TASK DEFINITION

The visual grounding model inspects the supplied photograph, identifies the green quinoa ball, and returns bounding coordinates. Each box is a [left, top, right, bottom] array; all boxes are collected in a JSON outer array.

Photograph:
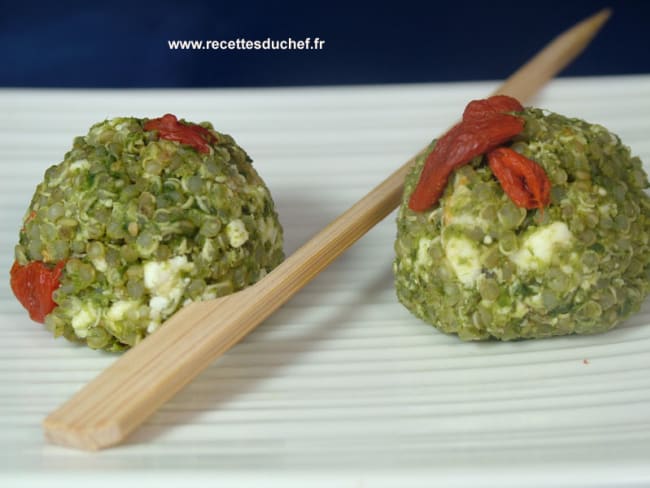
[[14, 117, 284, 351], [394, 108, 650, 340]]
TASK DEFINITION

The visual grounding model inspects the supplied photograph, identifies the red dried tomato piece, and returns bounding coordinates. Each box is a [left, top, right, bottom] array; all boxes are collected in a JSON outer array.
[[487, 147, 551, 212], [10, 260, 65, 323], [144, 114, 217, 154]]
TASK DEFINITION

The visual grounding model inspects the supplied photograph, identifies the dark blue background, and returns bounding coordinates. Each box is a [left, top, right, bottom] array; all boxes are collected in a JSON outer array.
[[2, 0, 648, 88]]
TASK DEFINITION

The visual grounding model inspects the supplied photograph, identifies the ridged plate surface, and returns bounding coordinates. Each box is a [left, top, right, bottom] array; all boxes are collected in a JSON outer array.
[[1, 77, 649, 487]]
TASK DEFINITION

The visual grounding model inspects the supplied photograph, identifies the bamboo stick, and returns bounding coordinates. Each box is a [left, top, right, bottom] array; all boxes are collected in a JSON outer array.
[[43, 8, 612, 450]]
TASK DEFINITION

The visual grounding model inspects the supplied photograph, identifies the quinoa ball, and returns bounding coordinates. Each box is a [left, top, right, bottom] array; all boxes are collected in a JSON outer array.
[[13, 116, 284, 351], [394, 107, 650, 340]]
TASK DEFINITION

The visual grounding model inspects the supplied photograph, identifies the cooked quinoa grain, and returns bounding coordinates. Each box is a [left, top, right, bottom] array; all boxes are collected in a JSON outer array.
[[394, 108, 650, 340], [14, 116, 284, 351]]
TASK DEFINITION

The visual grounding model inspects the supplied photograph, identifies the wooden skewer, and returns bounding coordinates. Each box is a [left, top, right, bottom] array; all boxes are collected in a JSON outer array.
[[43, 8, 611, 450]]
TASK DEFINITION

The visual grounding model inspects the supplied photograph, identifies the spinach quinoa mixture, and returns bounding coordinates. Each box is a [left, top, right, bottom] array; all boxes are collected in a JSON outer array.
[[394, 98, 650, 340], [11, 115, 284, 351]]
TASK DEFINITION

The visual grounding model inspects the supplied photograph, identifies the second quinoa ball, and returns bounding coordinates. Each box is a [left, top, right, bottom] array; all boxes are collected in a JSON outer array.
[[394, 105, 650, 340]]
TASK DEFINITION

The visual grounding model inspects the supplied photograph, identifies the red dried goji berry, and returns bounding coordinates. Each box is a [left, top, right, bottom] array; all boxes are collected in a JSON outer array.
[[408, 102, 525, 211], [144, 114, 217, 154], [10, 260, 65, 323], [408, 95, 552, 213], [487, 147, 551, 212], [462, 95, 524, 121]]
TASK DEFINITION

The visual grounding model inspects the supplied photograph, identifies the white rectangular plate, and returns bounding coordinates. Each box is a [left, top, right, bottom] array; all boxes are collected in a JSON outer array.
[[1, 76, 650, 487]]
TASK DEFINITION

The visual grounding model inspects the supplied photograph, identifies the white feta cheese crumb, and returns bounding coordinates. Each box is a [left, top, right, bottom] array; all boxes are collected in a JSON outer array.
[[444, 236, 481, 287], [511, 222, 573, 271], [416, 238, 433, 268], [106, 300, 140, 322], [146, 322, 160, 334], [149, 296, 170, 315], [143, 256, 193, 295], [226, 219, 249, 248], [144, 256, 194, 324], [69, 159, 89, 172], [70, 302, 100, 338]]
